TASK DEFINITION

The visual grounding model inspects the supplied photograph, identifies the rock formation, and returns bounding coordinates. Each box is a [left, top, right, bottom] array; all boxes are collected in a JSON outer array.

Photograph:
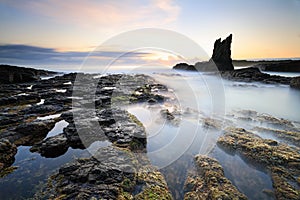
[[0, 139, 17, 171], [220, 67, 292, 84], [173, 34, 234, 71], [218, 127, 300, 200], [255, 60, 300, 72], [40, 146, 172, 199], [210, 34, 234, 71], [0, 65, 57, 84], [184, 155, 247, 199]]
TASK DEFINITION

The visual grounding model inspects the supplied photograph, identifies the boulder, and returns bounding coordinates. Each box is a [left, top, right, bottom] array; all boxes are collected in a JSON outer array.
[[30, 133, 69, 158]]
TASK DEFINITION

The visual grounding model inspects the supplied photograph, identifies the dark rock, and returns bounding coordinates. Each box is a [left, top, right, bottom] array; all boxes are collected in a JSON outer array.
[[217, 127, 300, 200], [256, 60, 300, 72], [290, 76, 300, 89], [30, 133, 69, 158], [30, 106, 149, 158], [96, 108, 147, 150], [0, 139, 17, 171], [147, 98, 157, 104], [160, 109, 175, 120], [0, 65, 57, 84], [220, 67, 292, 85], [15, 119, 56, 135], [173, 34, 234, 72], [22, 105, 64, 115], [12, 119, 57, 145], [173, 63, 196, 71], [0, 94, 40, 106], [39, 146, 172, 200], [210, 34, 234, 71], [184, 155, 247, 199]]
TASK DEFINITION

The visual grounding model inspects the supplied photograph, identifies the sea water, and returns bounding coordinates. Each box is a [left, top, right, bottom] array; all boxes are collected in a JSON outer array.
[[1, 67, 299, 199]]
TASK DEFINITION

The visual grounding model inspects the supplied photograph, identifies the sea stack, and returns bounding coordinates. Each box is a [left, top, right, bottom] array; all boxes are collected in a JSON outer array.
[[173, 34, 234, 71], [210, 34, 234, 71]]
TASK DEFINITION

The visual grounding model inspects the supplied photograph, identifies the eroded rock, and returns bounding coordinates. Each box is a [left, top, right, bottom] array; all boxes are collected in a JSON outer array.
[[38, 146, 172, 199], [0, 65, 57, 84], [184, 155, 247, 200], [217, 127, 300, 199], [211, 34, 234, 71], [0, 139, 17, 173]]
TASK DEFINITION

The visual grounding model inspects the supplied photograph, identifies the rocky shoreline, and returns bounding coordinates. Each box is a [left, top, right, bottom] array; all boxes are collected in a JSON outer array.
[[0, 67, 175, 199], [173, 34, 300, 89], [0, 65, 300, 199]]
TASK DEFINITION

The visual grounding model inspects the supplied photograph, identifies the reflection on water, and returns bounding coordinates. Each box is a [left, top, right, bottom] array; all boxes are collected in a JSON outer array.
[[1, 68, 300, 199], [153, 71, 300, 121], [0, 146, 90, 199], [263, 71, 300, 77], [125, 70, 300, 199], [36, 99, 45, 105], [37, 113, 61, 120], [211, 147, 275, 200], [45, 120, 68, 138]]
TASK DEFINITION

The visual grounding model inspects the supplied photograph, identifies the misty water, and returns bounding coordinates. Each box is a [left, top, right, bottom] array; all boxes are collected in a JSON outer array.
[[123, 69, 300, 199], [0, 67, 300, 199]]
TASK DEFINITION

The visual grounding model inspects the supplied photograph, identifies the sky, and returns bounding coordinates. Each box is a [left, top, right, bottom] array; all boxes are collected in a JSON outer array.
[[0, 0, 300, 68]]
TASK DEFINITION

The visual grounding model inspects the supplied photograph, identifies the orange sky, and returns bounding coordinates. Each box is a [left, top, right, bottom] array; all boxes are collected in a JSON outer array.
[[0, 0, 299, 62]]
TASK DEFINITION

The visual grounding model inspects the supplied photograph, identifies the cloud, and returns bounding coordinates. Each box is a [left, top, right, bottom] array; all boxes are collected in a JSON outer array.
[[0, 44, 184, 70], [1, 0, 181, 28], [0, 44, 149, 65]]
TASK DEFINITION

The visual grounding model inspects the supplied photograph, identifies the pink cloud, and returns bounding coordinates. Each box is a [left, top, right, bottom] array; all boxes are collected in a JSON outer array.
[[2, 0, 180, 28]]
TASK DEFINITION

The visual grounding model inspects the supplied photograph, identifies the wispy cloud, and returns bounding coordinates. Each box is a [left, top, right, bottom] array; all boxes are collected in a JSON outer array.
[[0, 44, 149, 64], [1, 0, 180, 28], [0, 44, 183, 69]]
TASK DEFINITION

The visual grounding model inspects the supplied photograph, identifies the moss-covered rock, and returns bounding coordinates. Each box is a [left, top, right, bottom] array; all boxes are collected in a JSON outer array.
[[183, 155, 247, 200], [252, 126, 300, 147], [217, 127, 300, 200], [0, 139, 17, 172], [38, 146, 172, 199]]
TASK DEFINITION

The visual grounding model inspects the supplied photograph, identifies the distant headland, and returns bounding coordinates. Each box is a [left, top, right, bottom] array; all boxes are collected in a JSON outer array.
[[173, 34, 300, 89]]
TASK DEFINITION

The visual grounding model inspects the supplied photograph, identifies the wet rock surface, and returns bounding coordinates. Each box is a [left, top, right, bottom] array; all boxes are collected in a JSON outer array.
[[1, 65, 300, 199], [184, 155, 247, 200], [217, 127, 300, 200], [31, 107, 148, 157], [0, 69, 175, 198], [220, 67, 291, 85], [37, 146, 172, 200], [0, 139, 17, 173]]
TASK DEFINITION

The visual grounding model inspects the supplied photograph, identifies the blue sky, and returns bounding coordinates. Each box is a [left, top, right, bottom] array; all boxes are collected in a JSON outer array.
[[0, 0, 299, 67]]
